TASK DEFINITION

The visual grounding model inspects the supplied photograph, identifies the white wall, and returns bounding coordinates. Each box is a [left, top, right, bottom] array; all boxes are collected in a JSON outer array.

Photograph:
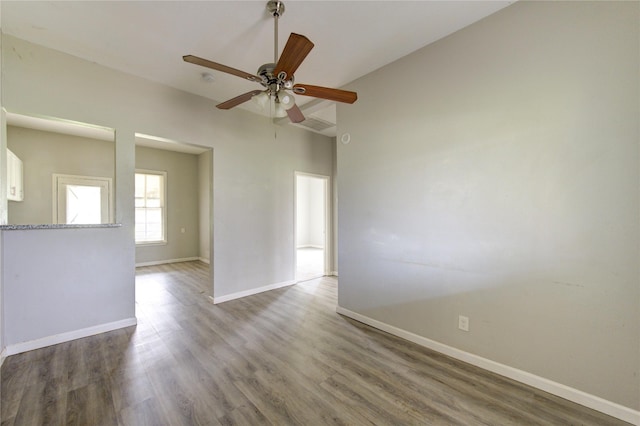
[[308, 177, 325, 247], [296, 177, 310, 247], [296, 175, 325, 248], [1, 33, 334, 350], [337, 0, 639, 414]]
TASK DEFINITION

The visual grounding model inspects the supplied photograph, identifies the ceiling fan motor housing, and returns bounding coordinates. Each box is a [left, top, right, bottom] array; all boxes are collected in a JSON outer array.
[[257, 62, 294, 97]]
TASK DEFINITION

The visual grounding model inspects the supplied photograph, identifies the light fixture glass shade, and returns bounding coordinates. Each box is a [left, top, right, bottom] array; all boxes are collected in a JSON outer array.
[[252, 91, 290, 117], [278, 91, 295, 110], [273, 102, 288, 118], [252, 91, 269, 108]]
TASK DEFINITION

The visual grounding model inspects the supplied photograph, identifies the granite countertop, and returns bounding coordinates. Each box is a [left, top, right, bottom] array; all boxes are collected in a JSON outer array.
[[0, 223, 122, 230]]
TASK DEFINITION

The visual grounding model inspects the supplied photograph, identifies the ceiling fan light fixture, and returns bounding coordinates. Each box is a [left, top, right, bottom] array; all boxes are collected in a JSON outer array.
[[252, 91, 289, 118], [252, 91, 270, 108], [278, 91, 295, 110], [273, 101, 288, 118], [183, 0, 358, 123]]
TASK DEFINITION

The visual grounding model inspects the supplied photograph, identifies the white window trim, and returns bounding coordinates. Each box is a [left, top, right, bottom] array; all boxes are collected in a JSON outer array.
[[52, 173, 113, 224], [135, 169, 168, 245]]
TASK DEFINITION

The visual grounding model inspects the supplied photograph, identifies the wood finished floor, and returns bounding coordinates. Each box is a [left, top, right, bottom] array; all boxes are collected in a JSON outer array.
[[296, 247, 324, 282], [1, 261, 630, 425]]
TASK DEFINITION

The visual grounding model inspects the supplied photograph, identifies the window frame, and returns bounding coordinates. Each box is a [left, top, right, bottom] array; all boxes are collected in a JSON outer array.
[[52, 173, 113, 224], [135, 169, 167, 245]]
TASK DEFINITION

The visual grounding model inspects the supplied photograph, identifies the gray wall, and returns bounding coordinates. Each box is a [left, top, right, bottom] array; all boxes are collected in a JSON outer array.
[[1, 33, 334, 349], [337, 1, 638, 411], [135, 145, 199, 264], [7, 126, 115, 225], [198, 149, 212, 263], [3, 227, 134, 344]]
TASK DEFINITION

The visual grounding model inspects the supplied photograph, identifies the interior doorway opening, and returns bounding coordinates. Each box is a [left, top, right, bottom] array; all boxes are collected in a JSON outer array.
[[134, 133, 213, 304], [295, 172, 330, 282]]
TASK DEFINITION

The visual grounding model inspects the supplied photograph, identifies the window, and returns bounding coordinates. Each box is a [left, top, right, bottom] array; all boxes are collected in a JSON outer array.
[[53, 174, 113, 224], [135, 170, 166, 244]]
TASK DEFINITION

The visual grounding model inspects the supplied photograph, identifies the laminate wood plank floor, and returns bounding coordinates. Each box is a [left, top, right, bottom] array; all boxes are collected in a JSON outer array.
[[1, 261, 631, 425], [296, 248, 324, 282]]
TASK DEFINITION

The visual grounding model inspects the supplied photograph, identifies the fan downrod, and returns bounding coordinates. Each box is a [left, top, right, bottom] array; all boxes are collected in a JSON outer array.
[[259, 1, 293, 98]]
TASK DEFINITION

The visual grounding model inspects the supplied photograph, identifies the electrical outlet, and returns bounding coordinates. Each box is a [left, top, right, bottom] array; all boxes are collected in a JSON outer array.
[[458, 315, 470, 332]]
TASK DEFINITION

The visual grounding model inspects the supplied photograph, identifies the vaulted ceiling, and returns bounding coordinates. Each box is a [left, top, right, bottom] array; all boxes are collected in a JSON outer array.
[[2, 1, 513, 136]]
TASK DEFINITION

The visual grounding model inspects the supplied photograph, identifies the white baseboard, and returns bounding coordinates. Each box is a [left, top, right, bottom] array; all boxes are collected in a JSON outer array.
[[4, 317, 138, 357], [296, 245, 324, 249], [336, 306, 639, 425], [0, 347, 6, 367], [198, 257, 210, 264], [136, 257, 199, 267], [212, 279, 297, 304]]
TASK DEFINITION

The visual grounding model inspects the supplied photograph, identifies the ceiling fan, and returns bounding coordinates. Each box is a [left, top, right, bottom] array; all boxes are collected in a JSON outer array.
[[183, 0, 358, 124]]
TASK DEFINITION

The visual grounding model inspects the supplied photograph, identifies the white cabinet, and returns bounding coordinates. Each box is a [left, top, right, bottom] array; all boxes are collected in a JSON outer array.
[[7, 149, 24, 202]]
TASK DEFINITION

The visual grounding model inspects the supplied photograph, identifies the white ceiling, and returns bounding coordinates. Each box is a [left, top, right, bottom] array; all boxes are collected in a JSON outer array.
[[1, 1, 513, 137]]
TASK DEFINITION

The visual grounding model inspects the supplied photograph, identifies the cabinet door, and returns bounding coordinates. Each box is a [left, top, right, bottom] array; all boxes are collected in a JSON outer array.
[[7, 149, 24, 202]]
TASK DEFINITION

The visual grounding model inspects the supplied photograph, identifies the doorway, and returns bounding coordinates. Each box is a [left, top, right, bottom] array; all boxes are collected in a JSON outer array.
[[295, 172, 330, 282], [134, 133, 213, 303], [52, 174, 113, 224]]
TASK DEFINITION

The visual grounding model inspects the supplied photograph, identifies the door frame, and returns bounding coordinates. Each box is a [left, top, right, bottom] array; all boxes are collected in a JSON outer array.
[[133, 133, 214, 296], [294, 171, 332, 280], [52, 173, 113, 224]]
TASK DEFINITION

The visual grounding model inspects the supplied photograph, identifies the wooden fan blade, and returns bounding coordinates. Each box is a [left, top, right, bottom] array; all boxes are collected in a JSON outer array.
[[274, 33, 314, 80], [183, 55, 261, 82], [286, 104, 305, 123], [217, 90, 264, 110], [293, 84, 358, 104]]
